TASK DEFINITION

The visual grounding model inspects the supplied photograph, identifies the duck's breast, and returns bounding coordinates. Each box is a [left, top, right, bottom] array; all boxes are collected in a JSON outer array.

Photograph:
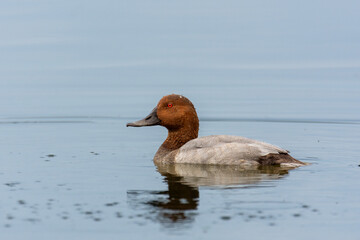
[[174, 135, 288, 165]]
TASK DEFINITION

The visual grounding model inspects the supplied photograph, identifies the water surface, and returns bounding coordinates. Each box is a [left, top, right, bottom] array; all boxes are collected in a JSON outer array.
[[1, 117, 359, 239], [1, 1, 360, 239]]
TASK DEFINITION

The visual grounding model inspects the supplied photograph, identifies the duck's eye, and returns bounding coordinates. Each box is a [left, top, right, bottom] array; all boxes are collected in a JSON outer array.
[[167, 104, 173, 108]]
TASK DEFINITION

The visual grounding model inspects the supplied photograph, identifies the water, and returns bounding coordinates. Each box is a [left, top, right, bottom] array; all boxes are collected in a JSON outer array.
[[1, 1, 360, 239]]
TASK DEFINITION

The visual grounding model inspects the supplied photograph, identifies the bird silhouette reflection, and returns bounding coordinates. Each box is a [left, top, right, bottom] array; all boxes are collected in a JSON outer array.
[[127, 163, 291, 228]]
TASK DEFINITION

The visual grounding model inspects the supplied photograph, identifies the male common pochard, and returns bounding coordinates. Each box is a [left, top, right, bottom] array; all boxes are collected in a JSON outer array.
[[127, 94, 306, 167]]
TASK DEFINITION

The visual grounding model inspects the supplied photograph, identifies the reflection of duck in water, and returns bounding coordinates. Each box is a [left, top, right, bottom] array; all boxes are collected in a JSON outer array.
[[128, 164, 291, 228], [127, 94, 307, 167], [155, 163, 290, 187], [127, 171, 199, 227]]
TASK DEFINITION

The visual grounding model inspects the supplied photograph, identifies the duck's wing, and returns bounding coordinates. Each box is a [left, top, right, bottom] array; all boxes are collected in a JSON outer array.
[[175, 135, 289, 165]]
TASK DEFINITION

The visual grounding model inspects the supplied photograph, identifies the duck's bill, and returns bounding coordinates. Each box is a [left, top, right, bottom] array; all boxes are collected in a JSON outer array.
[[126, 107, 160, 127]]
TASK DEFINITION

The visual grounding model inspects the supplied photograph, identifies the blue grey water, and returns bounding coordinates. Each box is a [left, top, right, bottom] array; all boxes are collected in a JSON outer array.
[[1, 1, 360, 239]]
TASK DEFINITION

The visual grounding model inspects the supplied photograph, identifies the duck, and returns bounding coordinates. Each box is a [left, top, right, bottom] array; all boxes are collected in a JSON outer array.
[[127, 94, 307, 167]]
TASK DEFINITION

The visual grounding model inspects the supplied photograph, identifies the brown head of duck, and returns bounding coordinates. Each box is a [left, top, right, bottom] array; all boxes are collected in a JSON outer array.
[[127, 94, 199, 151]]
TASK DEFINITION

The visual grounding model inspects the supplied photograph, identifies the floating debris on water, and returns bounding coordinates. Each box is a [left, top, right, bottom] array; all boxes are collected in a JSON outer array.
[[105, 202, 119, 207], [4, 182, 20, 187]]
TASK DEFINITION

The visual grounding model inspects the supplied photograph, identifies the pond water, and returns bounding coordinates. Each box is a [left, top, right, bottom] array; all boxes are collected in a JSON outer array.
[[1, 1, 360, 239]]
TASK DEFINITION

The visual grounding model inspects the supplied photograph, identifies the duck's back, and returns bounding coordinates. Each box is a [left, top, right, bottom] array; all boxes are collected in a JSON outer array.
[[173, 135, 303, 166]]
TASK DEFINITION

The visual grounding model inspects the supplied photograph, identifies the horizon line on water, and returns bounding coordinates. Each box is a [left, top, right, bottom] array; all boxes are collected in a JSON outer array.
[[211, 61, 360, 70], [0, 116, 359, 125]]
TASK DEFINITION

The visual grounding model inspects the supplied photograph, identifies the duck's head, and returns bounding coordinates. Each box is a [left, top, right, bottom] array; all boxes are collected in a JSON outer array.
[[127, 94, 199, 134]]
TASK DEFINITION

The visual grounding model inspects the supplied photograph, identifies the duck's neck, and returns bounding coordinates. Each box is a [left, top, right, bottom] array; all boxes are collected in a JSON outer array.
[[161, 126, 198, 150]]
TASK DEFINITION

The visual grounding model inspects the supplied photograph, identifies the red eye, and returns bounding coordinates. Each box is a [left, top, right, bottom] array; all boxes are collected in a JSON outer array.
[[167, 104, 173, 108]]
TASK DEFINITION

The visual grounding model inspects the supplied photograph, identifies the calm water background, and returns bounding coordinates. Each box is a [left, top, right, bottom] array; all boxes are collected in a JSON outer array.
[[1, 1, 360, 239]]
